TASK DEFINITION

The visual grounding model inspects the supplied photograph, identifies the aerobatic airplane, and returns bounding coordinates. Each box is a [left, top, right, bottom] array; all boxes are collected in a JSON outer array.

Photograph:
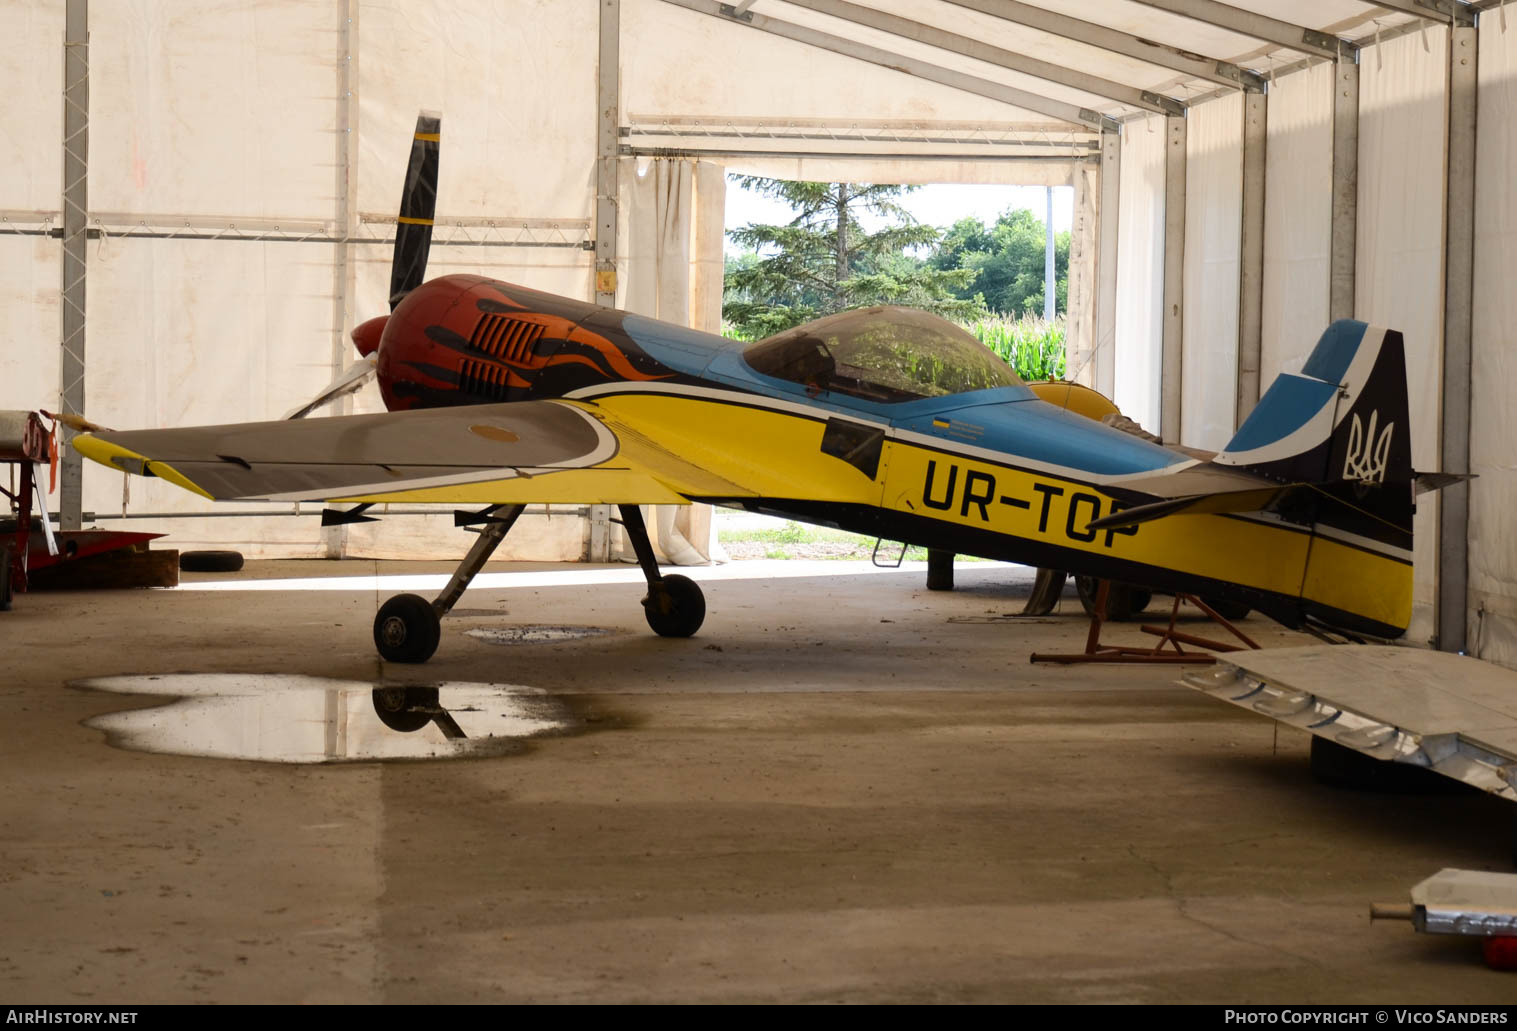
[[73, 115, 1424, 663]]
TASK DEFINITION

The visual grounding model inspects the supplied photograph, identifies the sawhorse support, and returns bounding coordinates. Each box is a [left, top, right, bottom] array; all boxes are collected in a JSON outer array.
[[1030, 580, 1260, 665]]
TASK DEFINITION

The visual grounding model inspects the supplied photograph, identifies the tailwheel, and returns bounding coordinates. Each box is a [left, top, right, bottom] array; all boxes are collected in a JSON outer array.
[[374, 593, 441, 663], [642, 574, 705, 638]]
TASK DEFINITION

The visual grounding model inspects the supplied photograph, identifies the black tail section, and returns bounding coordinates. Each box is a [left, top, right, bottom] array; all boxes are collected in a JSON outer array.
[[1216, 320, 1414, 552]]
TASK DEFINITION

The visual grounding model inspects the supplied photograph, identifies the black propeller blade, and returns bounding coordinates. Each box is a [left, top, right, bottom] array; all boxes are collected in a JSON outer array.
[[389, 111, 441, 310]]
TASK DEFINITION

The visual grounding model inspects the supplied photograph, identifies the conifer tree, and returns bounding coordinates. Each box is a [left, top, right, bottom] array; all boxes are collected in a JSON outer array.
[[723, 177, 980, 339]]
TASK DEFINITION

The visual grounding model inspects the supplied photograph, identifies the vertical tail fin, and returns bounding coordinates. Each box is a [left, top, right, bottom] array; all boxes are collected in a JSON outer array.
[[1215, 320, 1412, 493], [1218, 320, 1414, 635]]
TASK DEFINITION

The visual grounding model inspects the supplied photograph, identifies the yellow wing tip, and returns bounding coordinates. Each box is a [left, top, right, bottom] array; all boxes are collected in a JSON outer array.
[[72, 434, 215, 500]]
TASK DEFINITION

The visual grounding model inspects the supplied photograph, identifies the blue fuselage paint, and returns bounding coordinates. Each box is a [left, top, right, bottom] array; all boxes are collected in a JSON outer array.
[[617, 313, 1182, 480]]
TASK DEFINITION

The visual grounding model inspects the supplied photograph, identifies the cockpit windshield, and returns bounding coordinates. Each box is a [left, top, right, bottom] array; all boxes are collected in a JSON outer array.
[[742, 307, 1022, 404]]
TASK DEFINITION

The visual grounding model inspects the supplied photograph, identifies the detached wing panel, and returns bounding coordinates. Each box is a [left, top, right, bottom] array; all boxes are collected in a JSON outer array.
[[74, 400, 757, 505]]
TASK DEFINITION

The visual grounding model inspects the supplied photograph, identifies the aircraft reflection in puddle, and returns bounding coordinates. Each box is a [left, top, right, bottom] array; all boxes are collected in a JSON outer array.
[[73, 674, 569, 763]]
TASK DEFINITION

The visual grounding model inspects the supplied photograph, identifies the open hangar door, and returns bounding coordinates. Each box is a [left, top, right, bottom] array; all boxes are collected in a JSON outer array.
[[2, 0, 1515, 668]]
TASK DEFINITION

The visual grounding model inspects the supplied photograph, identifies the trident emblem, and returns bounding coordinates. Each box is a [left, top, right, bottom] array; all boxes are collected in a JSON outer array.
[[1342, 410, 1394, 484]]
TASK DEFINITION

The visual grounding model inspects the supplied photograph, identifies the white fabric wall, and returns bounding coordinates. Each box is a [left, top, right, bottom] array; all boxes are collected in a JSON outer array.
[[1356, 26, 1448, 646], [0, 1, 62, 215], [90, 3, 338, 221], [0, 237, 59, 418], [1260, 61, 1332, 382], [81, 239, 341, 553], [0, 0, 601, 561], [621, 0, 1070, 129], [1469, 18, 1517, 666], [343, 0, 599, 562], [56, 3, 343, 555], [1181, 93, 1242, 451], [1112, 114, 1164, 436], [0, 2, 64, 416]]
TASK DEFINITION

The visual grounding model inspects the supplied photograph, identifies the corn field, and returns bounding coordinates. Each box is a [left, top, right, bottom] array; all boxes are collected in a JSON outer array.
[[964, 315, 1067, 382]]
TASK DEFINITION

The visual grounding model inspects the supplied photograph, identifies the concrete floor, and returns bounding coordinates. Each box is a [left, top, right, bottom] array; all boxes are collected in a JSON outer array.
[[2, 558, 1513, 1004]]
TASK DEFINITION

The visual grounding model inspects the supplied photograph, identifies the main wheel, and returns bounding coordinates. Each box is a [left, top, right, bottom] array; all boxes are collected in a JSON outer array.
[[373, 593, 441, 663], [1074, 576, 1152, 620], [371, 686, 438, 733], [642, 574, 705, 637]]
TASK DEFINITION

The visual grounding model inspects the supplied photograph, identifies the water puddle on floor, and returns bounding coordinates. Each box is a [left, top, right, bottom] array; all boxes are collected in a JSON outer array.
[[73, 674, 573, 764], [463, 624, 615, 645]]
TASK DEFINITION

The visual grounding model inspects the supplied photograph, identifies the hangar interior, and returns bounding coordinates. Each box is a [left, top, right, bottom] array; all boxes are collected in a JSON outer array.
[[5, 0, 1517, 1004], [5, 0, 1516, 662]]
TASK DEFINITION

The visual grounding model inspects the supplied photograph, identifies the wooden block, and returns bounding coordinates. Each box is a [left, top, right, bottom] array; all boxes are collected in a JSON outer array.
[[29, 545, 180, 591]]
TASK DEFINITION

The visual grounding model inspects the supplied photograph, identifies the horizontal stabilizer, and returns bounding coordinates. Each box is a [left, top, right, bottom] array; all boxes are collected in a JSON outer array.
[[1086, 486, 1294, 531], [1413, 471, 1474, 496]]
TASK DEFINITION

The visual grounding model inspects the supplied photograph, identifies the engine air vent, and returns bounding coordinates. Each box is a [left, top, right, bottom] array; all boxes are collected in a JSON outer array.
[[458, 358, 512, 402], [470, 314, 545, 364]]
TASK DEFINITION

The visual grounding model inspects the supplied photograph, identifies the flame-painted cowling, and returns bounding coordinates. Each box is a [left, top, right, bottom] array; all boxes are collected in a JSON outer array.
[[373, 273, 680, 412]]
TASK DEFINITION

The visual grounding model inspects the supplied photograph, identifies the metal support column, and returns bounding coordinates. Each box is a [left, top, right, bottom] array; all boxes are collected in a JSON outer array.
[[324, 0, 359, 559], [1236, 92, 1267, 426], [1330, 52, 1359, 322], [588, 0, 621, 560], [1095, 128, 1121, 401], [1438, 25, 1477, 654], [58, 0, 88, 531], [1160, 114, 1187, 444], [595, 0, 619, 307]]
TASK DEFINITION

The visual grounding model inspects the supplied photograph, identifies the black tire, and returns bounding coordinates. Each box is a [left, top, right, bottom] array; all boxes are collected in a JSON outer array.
[[1201, 596, 1251, 621], [0, 546, 12, 612], [1309, 737, 1462, 794], [371, 686, 439, 733], [1021, 568, 1067, 616], [180, 550, 244, 573], [1074, 576, 1152, 621], [373, 593, 441, 663], [642, 574, 705, 638]]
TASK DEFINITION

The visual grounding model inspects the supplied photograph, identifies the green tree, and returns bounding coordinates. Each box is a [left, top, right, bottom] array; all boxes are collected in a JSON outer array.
[[930, 209, 1068, 317], [723, 177, 982, 339]]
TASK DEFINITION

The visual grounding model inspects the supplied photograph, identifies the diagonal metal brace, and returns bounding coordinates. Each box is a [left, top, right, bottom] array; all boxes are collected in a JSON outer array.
[[615, 504, 665, 588], [431, 504, 526, 617]]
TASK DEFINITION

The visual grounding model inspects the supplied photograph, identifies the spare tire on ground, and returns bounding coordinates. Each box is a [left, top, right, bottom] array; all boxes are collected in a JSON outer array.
[[179, 550, 244, 573]]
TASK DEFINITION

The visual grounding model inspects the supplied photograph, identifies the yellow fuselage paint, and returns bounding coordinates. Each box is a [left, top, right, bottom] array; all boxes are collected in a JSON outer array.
[[75, 389, 1412, 629]]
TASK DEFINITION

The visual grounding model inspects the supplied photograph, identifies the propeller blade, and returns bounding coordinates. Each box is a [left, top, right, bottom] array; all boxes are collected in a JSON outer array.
[[281, 355, 379, 420], [389, 111, 441, 310]]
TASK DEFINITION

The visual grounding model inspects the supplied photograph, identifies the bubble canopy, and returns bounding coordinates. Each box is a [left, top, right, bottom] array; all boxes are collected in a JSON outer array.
[[742, 307, 1023, 404]]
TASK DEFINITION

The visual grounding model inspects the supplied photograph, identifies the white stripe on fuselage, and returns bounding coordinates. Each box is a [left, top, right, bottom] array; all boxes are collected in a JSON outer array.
[[1215, 326, 1388, 468], [566, 380, 1197, 486]]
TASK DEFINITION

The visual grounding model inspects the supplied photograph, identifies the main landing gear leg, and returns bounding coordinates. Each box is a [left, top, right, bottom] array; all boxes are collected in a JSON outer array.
[[616, 504, 705, 638], [372, 504, 527, 663]]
